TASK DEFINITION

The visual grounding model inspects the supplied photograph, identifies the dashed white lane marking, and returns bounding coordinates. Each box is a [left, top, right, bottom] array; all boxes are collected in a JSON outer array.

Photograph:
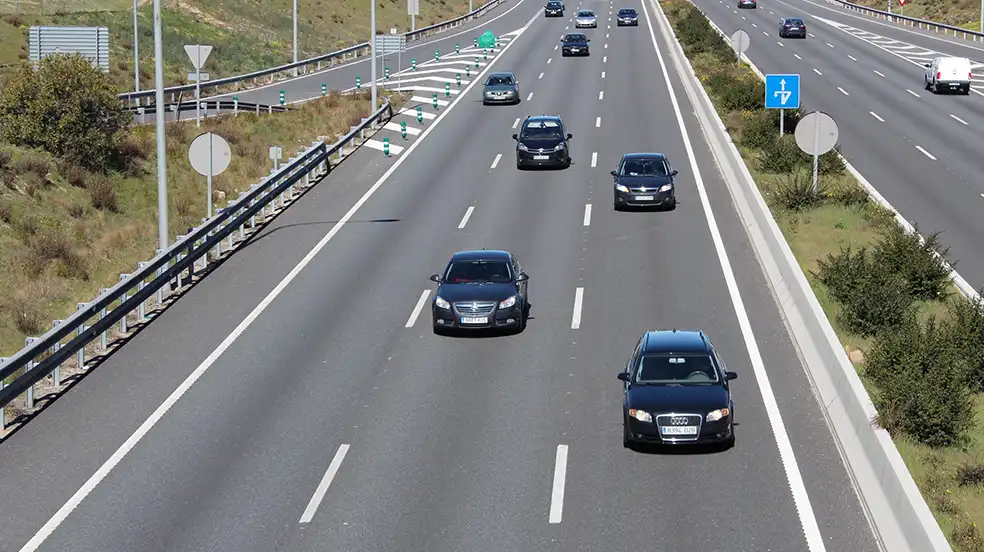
[[848, 54, 857, 61], [599, 90, 604, 100], [826, 42, 834, 48], [601, 70, 606, 78], [595, 116, 601, 127], [752, 22, 757, 28], [490, 153, 502, 169], [837, 86, 849, 95], [769, 9, 774, 13], [406, 290, 431, 327], [299, 444, 350, 524], [869, 111, 885, 122], [950, 113, 969, 125], [813, 68, 823, 75], [583, 204, 592, 226], [906, 89, 921, 97], [794, 53, 802, 60], [763, 31, 769, 36], [777, 41, 784, 47], [809, 32, 816, 37], [547, 57, 552, 64], [527, 92, 534, 101], [915, 145, 937, 160], [606, 32, 609, 38], [873, 69, 885, 77], [571, 288, 584, 330], [741, 15, 746, 20], [539, 72, 544, 79], [603, 55, 607, 62], [513, 117, 520, 129], [604, 43, 608, 48], [591, 151, 598, 167], [458, 206, 475, 229]]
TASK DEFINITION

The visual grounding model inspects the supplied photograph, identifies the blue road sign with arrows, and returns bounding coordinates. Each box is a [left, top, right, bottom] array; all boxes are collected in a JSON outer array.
[[765, 74, 800, 109]]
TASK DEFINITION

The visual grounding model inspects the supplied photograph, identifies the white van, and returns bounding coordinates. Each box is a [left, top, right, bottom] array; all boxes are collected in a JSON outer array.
[[924, 56, 972, 95]]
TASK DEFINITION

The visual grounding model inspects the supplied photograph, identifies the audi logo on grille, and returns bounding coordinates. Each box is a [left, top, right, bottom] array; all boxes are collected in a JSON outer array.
[[670, 416, 689, 425]]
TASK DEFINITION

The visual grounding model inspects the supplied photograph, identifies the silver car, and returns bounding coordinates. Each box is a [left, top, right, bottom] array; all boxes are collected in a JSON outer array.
[[482, 72, 521, 105], [574, 9, 597, 28]]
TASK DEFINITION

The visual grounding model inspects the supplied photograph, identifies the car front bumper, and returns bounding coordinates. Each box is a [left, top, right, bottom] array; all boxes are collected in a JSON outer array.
[[562, 46, 589, 55], [617, 18, 638, 25], [625, 415, 733, 445], [432, 304, 523, 330], [574, 20, 597, 27], [545, 9, 563, 16], [517, 149, 567, 166], [483, 92, 519, 103], [614, 188, 675, 208]]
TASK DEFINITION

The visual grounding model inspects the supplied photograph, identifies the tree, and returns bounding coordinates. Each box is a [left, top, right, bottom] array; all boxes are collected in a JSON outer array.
[[0, 53, 131, 171]]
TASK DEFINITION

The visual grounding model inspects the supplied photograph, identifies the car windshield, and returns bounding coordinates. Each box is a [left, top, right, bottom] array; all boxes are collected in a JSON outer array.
[[565, 34, 586, 42], [486, 75, 514, 85], [547, 1, 562, 6], [635, 354, 720, 384], [578, 10, 593, 16], [445, 260, 513, 283], [620, 158, 669, 177], [522, 120, 563, 139], [618, 9, 636, 14]]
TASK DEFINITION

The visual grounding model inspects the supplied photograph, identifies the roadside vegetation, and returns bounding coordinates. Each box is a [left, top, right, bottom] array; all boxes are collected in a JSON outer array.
[[0, 0, 473, 92], [662, 0, 984, 549], [851, 0, 982, 31], [0, 52, 405, 360]]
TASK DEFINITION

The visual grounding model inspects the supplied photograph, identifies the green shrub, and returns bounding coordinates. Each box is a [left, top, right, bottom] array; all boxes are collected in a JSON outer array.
[[718, 75, 764, 112], [818, 147, 846, 176], [773, 170, 828, 212], [951, 518, 984, 552], [86, 174, 119, 212], [676, 7, 732, 61], [956, 462, 984, 487], [946, 294, 984, 392], [832, 180, 869, 207], [741, 112, 778, 149], [0, 54, 131, 171], [813, 246, 870, 304], [872, 223, 953, 302], [759, 135, 809, 173], [864, 314, 974, 448]]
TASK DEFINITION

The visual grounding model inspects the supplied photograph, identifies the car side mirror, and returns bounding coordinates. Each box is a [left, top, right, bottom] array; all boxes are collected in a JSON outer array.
[[923, 63, 931, 68], [617, 372, 630, 382], [670, 169, 679, 176], [587, 39, 591, 42], [516, 272, 529, 282], [725, 371, 738, 381], [566, 133, 573, 139], [429, 273, 442, 283], [610, 170, 617, 177], [512, 133, 519, 140]]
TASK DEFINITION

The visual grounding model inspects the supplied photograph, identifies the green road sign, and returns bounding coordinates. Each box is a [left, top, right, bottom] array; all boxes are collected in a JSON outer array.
[[416, 106, 423, 123], [383, 137, 390, 157], [400, 121, 407, 139]]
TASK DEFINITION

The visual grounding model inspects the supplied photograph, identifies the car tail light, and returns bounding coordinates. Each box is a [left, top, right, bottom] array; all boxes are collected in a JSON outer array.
[[785, 24, 790, 27], [970, 72, 974, 79], [937, 72, 942, 79]]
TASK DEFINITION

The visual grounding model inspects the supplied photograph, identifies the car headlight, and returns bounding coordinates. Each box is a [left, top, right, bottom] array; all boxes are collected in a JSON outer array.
[[553, 143, 565, 151], [616, 184, 630, 192], [706, 408, 730, 422], [435, 296, 450, 310], [658, 183, 673, 193], [629, 409, 652, 423], [517, 143, 529, 152], [499, 295, 517, 309]]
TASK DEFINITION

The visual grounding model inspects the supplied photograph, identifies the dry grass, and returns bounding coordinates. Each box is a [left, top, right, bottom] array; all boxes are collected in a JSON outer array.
[[852, 0, 982, 30], [0, 89, 405, 356]]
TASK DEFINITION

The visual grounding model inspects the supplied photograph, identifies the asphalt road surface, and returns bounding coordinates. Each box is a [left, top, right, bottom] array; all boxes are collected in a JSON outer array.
[[693, 0, 984, 292], [1, 0, 881, 550]]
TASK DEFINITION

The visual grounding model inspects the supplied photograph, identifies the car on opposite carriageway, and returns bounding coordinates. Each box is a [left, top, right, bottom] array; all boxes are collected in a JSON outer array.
[[430, 250, 530, 334], [618, 329, 738, 450], [738, 0, 757, 9], [513, 115, 573, 169], [778, 17, 807, 38]]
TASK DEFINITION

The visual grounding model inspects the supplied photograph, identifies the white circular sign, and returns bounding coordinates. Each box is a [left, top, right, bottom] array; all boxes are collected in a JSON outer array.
[[188, 132, 232, 177], [731, 29, 750, 55], [795, 111, 839, 156]]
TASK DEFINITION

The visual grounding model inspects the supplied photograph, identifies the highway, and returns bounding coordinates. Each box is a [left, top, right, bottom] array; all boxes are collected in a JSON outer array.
[[691, 0, 984, 292], [0, 0, 879, 551]]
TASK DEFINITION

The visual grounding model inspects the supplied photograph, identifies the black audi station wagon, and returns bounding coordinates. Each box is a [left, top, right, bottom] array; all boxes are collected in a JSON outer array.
[[618, 330, 737, 449], [430, 249, 530, 334]]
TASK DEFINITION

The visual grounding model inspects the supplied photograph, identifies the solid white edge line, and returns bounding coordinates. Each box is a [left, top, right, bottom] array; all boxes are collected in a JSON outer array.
[[583, 204, 592, 226], [591, 151, 598, 167], [640, 1, 826, 550], [15, 10, 540, 551], [406, 290, 431, 328], [491, 153, 502, 169], [915, 145, 937, 160], [548, 444, 569, 524], [571, 287, 584, 329], [457, 206, 475, 229], [298, 444, 350, 524]]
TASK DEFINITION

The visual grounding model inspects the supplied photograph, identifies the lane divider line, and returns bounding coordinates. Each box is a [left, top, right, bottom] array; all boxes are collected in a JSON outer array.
[[490, 153, 502, 169], [571, 287, 584, 330], [548, 445, 569, 524], [299, 444, 350, 524], [583, 204, 592, 227], [591, 151, 598, 167], [458, 206, 475, 229], [406, 290, 431, 327]]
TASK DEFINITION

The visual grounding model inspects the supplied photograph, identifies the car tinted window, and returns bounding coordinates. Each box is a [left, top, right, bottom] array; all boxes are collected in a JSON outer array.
[[486, 75, 514, 85], [522, 120, 563, 139], [789, 19, 804, 24], [577, 10, 593, 15], [620, 158, 669, 177], [445, 260, 513, 283], [564, 34, 587, 42], [618, 9, 636, 14], [547, 1, 562, 6], [635, 354, 720, 384]]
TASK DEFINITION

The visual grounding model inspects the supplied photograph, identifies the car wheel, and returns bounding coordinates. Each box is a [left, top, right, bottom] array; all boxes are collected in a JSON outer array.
[[614, 201, 623, 212], [666, 197, 677, 211], [563, 157, 572, 169], [622, 420, 633, 448], [964, 86, 972, 95], [516, 159, 524, 170]]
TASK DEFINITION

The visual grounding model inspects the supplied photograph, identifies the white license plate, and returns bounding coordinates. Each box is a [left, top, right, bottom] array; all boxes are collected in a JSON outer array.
[[634, 195, 654, 201], [533, 155, 550, 160], [661, 426, 698, 435], [571, 48, 579, 51], [460, 316, 488, 324]]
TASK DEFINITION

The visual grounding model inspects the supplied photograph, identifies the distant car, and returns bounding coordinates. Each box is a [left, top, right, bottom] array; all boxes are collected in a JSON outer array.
[[482, 72, 520, 105], [560, 32, 590, 56], [430, 250, 529, 334], [611, 152, 678, 211], [616, 8, 639, 25], [513, 115, 573, 169], [737, 0, 756, 8], [574, 9, 597, 28], [778, 17, 807, 38], [544, 0, 564, 17], [924, 56, 972, 95], [618, 330, 738, 449]]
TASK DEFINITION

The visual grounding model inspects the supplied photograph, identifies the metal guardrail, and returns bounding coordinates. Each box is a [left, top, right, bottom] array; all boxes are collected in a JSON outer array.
[[0, 99, 395, 427], [127, 99, 290, 117], [828, 0, 984, 42], [117, 0, 504, 106]]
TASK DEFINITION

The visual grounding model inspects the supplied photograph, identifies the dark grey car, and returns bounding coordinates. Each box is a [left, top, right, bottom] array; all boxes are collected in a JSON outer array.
[[482, 72, 520, 105], [612, 152, 678, 211]]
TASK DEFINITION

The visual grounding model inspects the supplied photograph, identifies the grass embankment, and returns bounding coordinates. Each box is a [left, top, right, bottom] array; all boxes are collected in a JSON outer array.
[[0, 0, 472, 92], [851, 0, 982, 31], [662, 0, 984, 549], [0, 89, 406, 359]]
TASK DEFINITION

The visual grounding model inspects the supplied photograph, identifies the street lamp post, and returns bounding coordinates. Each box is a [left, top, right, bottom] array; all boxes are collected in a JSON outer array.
[[153, 0, 169, 250], [292, 0, 298, 76], [133, 0, 140, 92], [371, 0, 377, 111]]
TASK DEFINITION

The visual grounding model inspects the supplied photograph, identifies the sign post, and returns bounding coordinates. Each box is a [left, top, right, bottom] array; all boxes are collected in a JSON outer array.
[[188, 132, 232, 219], [795, 111, 839, 195], [730, 29, 749, 66], [183, 44, 213, 128], [408, 0, 419, 32], [268, 146, 283, 171], [765, 73, 800, 137]]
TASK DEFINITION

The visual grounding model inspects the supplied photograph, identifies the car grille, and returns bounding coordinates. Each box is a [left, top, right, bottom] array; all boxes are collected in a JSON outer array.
[[628, 185, 663, 193], [452, 301, 496, 315], [655, 413, 703, 442]]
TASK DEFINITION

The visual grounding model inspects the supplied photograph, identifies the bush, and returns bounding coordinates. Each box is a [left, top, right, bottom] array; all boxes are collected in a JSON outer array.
[[23, 231, 88, 280], [956, 462, 984, 487], [12, 151, 51, 177], [0, 149, 12, 169], [832, 181, 869, 207], [813, 246, 870, 305], [741, 111, 778, 149], [87, 174, 119, 212], [64, 164, 88, 188], [718, 74, 764, 112], [946, 295, 984, 392], [773, 170, 828, 211], [0, 54, 131, 171], [759, 135, 809, 173], [675, 7, 733, 61], [864, 315, 974, 447], [3, 294, 45, 335], [872, 223, 953, 302], [818, 147, 846, 176]]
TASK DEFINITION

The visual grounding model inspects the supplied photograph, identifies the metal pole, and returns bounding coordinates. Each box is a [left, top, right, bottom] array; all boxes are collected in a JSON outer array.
[[412, 14, 415, 31], [398, 47, 402, 91], [195, 46, 202, 128], [153, 0, 169, 250], [293, 0, 299, 77], [371, 0, 377, 111], [133, 0, 140, 92], [811, 115, 821, 195], [779, 109, 784, 137], [980, 0, 983, 35], [470, 0, 473, 11], [207, 133, 213, 218]]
